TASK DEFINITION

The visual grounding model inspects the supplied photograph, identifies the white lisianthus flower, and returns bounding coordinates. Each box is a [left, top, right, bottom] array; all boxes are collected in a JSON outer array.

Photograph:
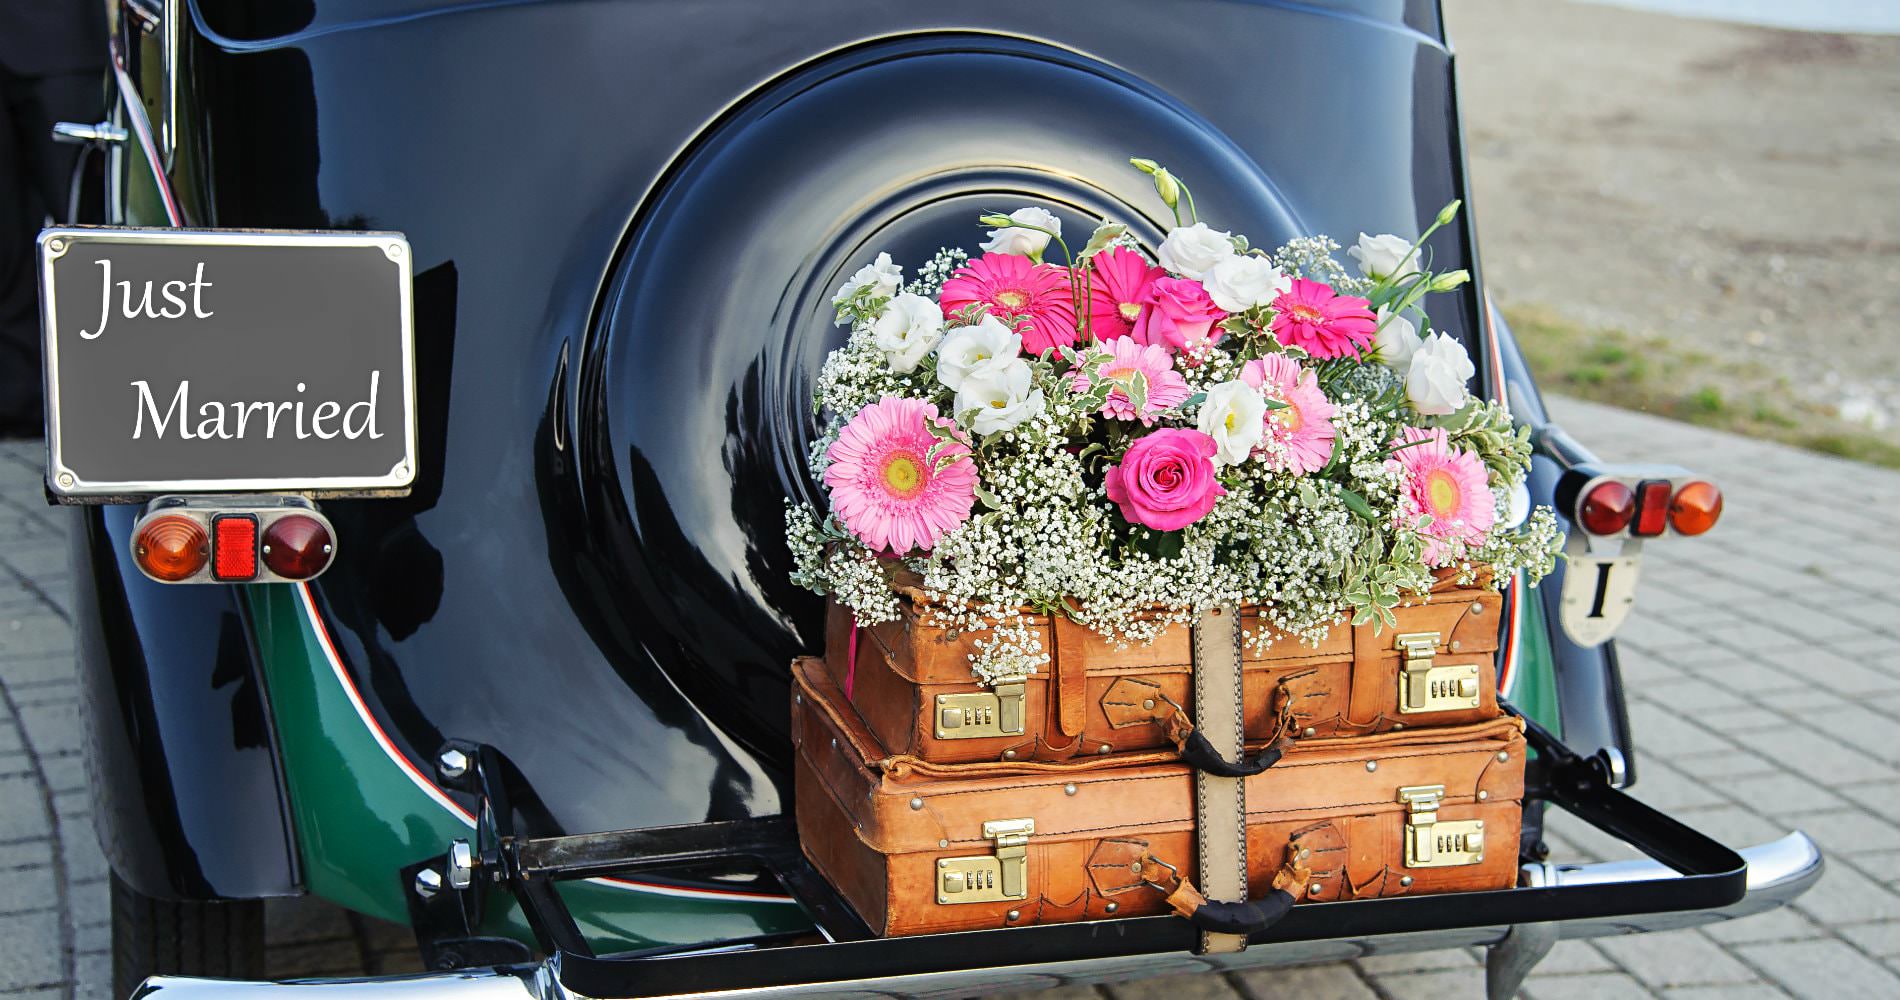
[[1156, 223, 1235, 279], [955, 359, 1044, 435], [1373, 307, 1424, 372], [1347, 233, 1422, 282], [936, 315, 1022, 391], [832, 252, 903, 307], [1195, 379, 1267, 467], [1502, 478, 1531, 529], [870, 293, 945, 373], [980, 207, 1062, 258], [1202, 255, 1291, 313], [1406, 332, 1475, 416]]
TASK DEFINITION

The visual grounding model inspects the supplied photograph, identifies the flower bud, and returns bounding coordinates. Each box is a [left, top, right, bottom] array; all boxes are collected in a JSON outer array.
[[1429, 269, 1471, 292], [1129, 158, 1162, 175], [1152, 169, 1181, 209], [1435, 200, 1463, 227], [978, 213, 1015, 228]]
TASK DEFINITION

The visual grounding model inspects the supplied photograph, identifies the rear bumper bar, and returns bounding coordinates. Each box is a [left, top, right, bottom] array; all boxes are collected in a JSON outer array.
[[133, 832, 1821, 1000]]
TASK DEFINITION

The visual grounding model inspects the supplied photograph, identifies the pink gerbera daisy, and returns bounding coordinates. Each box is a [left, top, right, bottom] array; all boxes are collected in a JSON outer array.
[[939, 253, 1079, 356], [1387, 426, 1496, 566], [1068, 336, 1190, 424], [824, 397, 978, 554], [1242, 354, 1337, 475], [1269, 278, 1377, 359], [1084, 246, 1165, 341]]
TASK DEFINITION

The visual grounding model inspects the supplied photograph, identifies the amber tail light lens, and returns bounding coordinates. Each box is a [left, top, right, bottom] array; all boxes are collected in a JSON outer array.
[[134, 515, 209, 582], [1669, 481, 1723, 536], [1577, 481, 1635, 536], [262, 514, 334, 580]]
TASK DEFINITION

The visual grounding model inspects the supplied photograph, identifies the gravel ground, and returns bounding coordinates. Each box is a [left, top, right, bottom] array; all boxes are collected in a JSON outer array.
[[1445, 0, 1900, 435]]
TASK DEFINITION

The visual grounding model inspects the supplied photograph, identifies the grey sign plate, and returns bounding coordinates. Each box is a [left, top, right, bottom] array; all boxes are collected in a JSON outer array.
[[38, 228, 417, 501]]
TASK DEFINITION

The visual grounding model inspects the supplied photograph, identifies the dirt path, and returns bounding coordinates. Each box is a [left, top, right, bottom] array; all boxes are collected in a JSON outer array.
[[1444, 0, 1900, 436]]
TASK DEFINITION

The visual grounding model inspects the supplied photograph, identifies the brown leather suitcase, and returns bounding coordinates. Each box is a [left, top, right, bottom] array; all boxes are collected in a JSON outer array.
[[821, 573, 1504, 765], [792, 656, 1526, 937]]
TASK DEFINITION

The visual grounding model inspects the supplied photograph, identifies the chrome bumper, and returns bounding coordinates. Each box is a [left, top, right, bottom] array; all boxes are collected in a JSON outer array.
[[134, 833, 1821, 1000]]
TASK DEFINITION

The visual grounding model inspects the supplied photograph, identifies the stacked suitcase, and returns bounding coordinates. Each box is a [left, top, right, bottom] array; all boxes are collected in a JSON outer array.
[[794, 575, 1527, 939]]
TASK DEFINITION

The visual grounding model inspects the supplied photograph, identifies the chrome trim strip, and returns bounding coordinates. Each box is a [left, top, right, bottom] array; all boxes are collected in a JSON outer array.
[[129, 833, 1821, 1000], [37, 227, 420, 498], [107, 31, 183, 225]]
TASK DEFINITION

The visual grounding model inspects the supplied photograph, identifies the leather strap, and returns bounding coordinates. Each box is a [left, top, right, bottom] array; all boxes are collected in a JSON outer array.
[[1050, 617, 1088, 738], [1190, 605, 1248, 954]]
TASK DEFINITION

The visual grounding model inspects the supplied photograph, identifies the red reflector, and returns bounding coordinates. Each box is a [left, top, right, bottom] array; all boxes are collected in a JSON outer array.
[[1577, 480, 1635, 536], [262, 514, 334, 580], [212, 515, 259, 581], [1631, 479, 1673, 537]]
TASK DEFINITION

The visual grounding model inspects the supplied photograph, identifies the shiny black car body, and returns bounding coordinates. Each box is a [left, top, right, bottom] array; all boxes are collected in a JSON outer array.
[[61, 1, 1817, 997]]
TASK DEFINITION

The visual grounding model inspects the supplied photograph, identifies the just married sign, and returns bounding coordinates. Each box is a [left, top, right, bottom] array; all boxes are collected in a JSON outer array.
[[37, 228, 417, 500]]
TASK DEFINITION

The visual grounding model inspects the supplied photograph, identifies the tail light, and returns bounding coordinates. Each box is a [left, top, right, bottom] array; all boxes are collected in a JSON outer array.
[[262, 514, 335, 580], [1576, 481, 1635, 536], [131, 497, 336, 584], [1669, 481, 1723, 536], [134, 514, 209, 582]]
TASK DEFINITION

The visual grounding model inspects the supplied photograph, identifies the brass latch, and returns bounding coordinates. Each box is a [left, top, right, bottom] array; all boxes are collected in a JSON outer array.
[[1398, 784, 1484, 868], [936, 818, 1034, 904], [935, 682, 1026, 739], [1395, 632, 1483, 714]]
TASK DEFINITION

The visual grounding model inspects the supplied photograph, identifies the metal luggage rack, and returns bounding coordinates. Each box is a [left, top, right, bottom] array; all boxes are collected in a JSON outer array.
[[406, 713, 1752, 1000]]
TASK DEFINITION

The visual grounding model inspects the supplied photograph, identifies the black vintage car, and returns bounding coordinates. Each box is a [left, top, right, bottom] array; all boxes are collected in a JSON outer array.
[[40, 1, 1817, 997]]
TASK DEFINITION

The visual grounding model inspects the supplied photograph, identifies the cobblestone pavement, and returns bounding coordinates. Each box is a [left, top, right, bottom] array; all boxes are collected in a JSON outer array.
[[2, 396, 1896, 999]]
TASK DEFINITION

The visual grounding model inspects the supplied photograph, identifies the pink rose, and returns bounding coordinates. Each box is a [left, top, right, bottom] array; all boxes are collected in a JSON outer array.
[[1104, 428, 1226, 532], [1132, 277, 1227, 353]]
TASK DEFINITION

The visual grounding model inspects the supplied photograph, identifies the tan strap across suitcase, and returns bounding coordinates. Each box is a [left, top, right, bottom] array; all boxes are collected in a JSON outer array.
[[792, 656, 1526, 937], [821, 573, 1504, 766]]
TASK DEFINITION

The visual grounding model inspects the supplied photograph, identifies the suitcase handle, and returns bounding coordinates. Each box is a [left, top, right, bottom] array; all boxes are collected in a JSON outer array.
[[1178, 730, 1282, 778], [1138, 846, 1311, 936]]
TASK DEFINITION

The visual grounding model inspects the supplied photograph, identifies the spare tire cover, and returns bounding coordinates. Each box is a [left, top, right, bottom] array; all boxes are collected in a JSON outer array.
[[585, 35, 1300, 756]]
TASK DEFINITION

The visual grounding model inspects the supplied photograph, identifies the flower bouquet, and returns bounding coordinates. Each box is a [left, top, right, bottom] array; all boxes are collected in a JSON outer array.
[[787, 159, 1561, 687]]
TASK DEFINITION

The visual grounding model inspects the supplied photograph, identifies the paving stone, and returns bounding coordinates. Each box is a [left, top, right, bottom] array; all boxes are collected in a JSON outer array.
[[1695, 707, 1792, 735], [1713, 771, 1851, 818], [1703, 907, 1825, 945], [995, 986, 1105, 1000], [14, 700, 83, 758], [1791, 863, 1900, 926], [1522, 972, 1658, 1000], [1355, 966, 1489, 1000], [1230, 963, 1376, 1000], [1594, 928, 1759, 987], [0, 613, 68, 661], [1639, 677, 1753, 712], [0, 864, 57, 918], [0, 654, 74, 688], [1843, 780, 1900, 824], [1748, 729, 1898, 787], [1627, 703, 1737, 757], [1665, 805, 1792, 851], [1793, 808, 1900, 857], [1658, 986, 1793, 1000], [0, 777, 50, 841], [1835, 921, 1900, 959], [1736, 939, 1900, 1000], [1530, 940, 1616, 974], [0, 911, 62, 991], [0, 839, 52, 873], [1352, 947, 1478, 975], [1784, 705, 1900, 766]]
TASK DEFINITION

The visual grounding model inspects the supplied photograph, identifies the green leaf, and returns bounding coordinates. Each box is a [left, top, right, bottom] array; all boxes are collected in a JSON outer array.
[[1125, 370, 1149, 414], [1079, 223, 1130, 261], [1337, 487, 1378, 523], [1180, 392, 1207, 410], [973, 483, 1005, 511]]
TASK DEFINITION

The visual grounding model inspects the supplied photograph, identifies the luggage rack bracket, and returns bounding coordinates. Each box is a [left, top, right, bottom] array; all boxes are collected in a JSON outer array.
[[404, 712, 1758, 998]]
